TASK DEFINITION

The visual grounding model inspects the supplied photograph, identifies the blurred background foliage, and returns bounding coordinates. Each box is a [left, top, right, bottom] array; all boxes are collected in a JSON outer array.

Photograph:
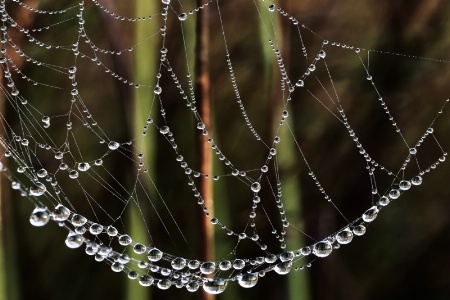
[[1, 0, 450, 300]]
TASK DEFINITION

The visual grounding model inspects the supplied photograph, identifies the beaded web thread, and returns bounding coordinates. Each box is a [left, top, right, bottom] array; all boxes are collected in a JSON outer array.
[[0, 0, 448, 295]]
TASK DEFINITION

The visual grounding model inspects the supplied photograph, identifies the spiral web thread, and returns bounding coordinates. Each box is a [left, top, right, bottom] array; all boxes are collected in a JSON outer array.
[[0, 0, 448, 294]]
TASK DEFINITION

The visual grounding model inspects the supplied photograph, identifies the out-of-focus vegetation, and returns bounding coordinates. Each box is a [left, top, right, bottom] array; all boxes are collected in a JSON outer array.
[[1, 1, 450, 300]]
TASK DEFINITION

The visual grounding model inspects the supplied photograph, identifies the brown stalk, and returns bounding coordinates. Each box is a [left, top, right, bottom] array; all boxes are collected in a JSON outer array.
[[195, 1, 215, 299]]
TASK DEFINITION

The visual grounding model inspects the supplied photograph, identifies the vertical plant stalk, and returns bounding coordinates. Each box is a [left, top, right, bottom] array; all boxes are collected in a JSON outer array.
[[98, 1, 152, 300], [195, 1, 215, 299]]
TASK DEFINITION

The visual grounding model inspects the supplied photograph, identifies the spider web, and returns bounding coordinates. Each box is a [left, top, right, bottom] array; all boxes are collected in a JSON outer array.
[[0, 0, 448, 295]]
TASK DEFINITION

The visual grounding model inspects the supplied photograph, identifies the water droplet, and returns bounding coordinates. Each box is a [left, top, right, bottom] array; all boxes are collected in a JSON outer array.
[[30, 207, 50, 226], [411, 175, 422, 185], [313, 241, 332, 257], [154, 85, 162, 95], [29, 182, 46, 196], [280, 251, 294, 262], [157, 279, 171, 290], [37, 169, 47, 178], [133, 243, 147, 254], [128, 271, 139, 280], [378, 196, 390, 206], [71, 214, 87, 226], [389, 189, 400, 199], [11, 182, 20, 190], [65, 232, 84, 249], [68, 66, 77, 74], [139, 275, 154, 287], [336, 228, 353, 244], [161, 0, 171, 5], [203, 278, 227, 294], [111, 262, 124, 272], [171, 257, 186, 270], [239, 273, 258, 288], [399, 180, 411, 190], [301, 246, 312, 255], [160, 126, 170, 134], [264, 254, 277, 263], [219, 260, 232, 271], [106, 225, 118, 236], [78, 162, 90, 172], [251, 182, 261, 192], [409, 148, 417, 155], [89, 223, 103, 235], [233, 259, 245, 270], [118, 234, 132, 246], [362, 206, 378, 222], [108, 141, 119, 150], [296, 80, 304, 87], [186, 282, 199, 292], [148, 248, 163, 261], [318, 50, 326, 58], [178, 13, 187, 21], [53, 204, 70, 221], [274, 261, 292, 275], [200, 262, 215, 274], [188, 260, 200, 269], [268, 4, 276, 13], [353, 225, 366, 236], [69, 170, 79, 179]]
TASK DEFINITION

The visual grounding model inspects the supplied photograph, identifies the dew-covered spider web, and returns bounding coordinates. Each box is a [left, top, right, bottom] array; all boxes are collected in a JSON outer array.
[[0, 0, 449, 295]]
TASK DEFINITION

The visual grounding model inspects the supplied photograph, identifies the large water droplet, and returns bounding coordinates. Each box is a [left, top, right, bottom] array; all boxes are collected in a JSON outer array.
[[53, 204, 70, 221], [274, 261, 292, 275], [30, 207, 50, 226], [157, 279, 171, 290], [238, 273, 258, 288], [203, 278, 227, 295], [378, 196, 390, 206], [336, 228, 353, 244], [89, 223, 103, 235], [251, 182, 261, 193], [399, 180, 411, 190], [71, 214, 87, 226], [200, 262, 215, 274], [37, 168, 48, 178], [160, 126, 170, 135], [118, 234, 132, 246], [108, 141, 119, 150], [171, 257, 186, 270], [154, 86, 162, 95], [313, 241, 332, 257], [186, 282, 199, 292], [148, 248, 163, 262], [232, 259, 245, 270], [353, 225, 366, 236], [139, 275, 154, 287], [389, 189, 400, 199], [362, 206, 378, 222], [133, 243, 147, 254], [219, 260, 232, 271], [78, 162, 90, 172], [178, 13, 187, 21], [65, 232, 84, 249], [29, 182, 46, 196], [411, 175, 422, 185]]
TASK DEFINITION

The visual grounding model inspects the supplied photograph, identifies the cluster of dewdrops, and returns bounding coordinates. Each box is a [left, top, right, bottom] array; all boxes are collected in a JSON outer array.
[[1, 0, 448, 295]]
